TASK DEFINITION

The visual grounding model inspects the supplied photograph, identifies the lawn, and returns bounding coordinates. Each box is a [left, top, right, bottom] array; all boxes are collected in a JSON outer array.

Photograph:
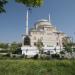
[[0, 59, 75, 75]]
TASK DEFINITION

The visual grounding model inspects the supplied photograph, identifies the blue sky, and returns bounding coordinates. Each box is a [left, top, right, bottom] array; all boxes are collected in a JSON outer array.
[[0, 0, 75, 43]]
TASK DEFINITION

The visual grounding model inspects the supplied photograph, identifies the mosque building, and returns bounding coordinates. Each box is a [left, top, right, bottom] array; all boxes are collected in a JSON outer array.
[[21, 10, 67, 57]]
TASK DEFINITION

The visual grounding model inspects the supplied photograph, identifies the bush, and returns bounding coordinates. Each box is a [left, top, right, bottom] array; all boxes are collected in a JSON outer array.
[[40, 54, 51, 60], [51, 54, 60, 59], [33, 54, 38, 59]]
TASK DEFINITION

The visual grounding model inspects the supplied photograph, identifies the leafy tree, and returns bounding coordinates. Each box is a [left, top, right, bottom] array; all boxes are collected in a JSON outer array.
[[0, 0, 43, 13], [0, 42, 22, 54], [0, 0, 7, 13], [9, 42, 17, 51], [15, 0, 43, 8], [62, 37, 73, 53], [60, 37, 73, 58], [0, 43, 8, 49], [62, 39, 75, 59], [9, 42, 22, 54], [10, 42, 21, 50], [63, 43, 73, 53], [36, 39, 43, 58]]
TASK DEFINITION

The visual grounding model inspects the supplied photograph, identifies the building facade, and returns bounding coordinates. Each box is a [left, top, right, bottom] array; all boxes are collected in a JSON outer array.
[[30, 19, 65, 48], [21, 11, 66, 56]]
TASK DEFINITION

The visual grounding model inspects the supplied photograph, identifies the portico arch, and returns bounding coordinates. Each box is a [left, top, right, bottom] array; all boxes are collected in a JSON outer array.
[[24, 36, 30, 45]]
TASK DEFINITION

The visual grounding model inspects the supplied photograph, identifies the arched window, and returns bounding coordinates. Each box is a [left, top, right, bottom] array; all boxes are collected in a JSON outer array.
[[34, 36, 36, 40], [34, 42, 36, 46], [24, 36, 30, 45]]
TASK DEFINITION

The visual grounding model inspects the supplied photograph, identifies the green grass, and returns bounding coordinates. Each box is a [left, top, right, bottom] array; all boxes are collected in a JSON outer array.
[[0, 59, 75, 75]]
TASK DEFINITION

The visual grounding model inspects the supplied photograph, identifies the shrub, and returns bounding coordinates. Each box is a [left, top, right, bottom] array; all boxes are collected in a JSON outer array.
[[51, 54, 60, 59]]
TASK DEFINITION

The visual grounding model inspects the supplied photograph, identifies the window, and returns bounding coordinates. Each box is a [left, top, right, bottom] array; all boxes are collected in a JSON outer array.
[[57, 42, 59, 45], [34, 42, 36, 46], [34, 36, 36, 40], [40, 37, 43, 40]]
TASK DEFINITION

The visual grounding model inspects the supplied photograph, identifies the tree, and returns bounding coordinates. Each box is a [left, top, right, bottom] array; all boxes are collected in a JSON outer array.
[[0, 0, 7, 13], [0, 0, 44, 13], [36, 39, 43, 58], [62, 37, 74, 59], [8, 42, 21, 54], [62, 37, 73, 53], [15, 0, 43, 8], [0, 43, 8, 49]]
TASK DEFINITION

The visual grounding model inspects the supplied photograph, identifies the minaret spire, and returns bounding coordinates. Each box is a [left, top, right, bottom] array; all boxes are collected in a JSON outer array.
[[26, 10, 29, 35], [49, 13, 51, 23]]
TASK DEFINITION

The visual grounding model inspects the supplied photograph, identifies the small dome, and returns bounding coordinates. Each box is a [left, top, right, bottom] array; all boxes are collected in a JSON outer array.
[[37, 19, 49, 22], [35, 19, 51, 27]]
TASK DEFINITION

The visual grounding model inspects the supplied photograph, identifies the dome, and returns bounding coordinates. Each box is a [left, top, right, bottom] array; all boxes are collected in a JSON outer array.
[[38, 19, 49, 22], [35, 19, 52, 27]]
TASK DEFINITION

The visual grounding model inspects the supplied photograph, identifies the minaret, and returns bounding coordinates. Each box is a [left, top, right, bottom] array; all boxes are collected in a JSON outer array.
[[21, 10, 30, 46], [48, 13, 51, 25], [26, 10, 29, 35]]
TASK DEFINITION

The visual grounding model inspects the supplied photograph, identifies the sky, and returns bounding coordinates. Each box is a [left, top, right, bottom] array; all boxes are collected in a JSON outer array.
[[0, 0, 75, 43]]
